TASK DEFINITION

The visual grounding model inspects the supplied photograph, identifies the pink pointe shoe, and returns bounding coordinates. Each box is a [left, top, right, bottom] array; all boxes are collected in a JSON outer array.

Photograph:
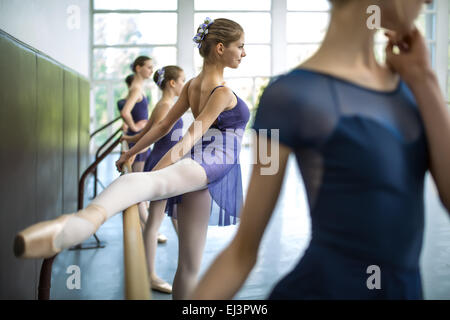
[[14, 205, 107, 259], [14, 214, 73, 259]]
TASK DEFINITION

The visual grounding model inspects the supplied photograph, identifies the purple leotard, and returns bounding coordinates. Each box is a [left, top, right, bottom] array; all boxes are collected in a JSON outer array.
[[167, 86, 250, 226], [144, 117, 184, 213], [118, 96, 151, 162]]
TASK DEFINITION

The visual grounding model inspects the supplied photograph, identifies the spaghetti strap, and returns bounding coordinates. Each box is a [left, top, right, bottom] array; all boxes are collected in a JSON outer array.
[[210, 85, 225, 96]]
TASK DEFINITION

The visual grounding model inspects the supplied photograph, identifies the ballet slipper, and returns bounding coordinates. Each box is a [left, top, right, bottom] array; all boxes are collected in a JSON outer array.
[[14, 205, 107, 259], [150, 278, 172, 294], [157, 233, 168, 244], [14, 214, 73, 259]]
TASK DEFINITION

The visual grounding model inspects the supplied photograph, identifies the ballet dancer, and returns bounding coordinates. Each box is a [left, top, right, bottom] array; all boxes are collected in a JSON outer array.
[[121, 56, 153, 172], [123, 65, 186, 293], [191, 0, 449, 299], [119, 73, 169, 244], [14, 17, 249, 300]]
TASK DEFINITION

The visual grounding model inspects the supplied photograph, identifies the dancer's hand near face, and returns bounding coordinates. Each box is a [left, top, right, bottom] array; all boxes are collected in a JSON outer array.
[[385, 27, 432, 86], [386, 28, 450, 214]]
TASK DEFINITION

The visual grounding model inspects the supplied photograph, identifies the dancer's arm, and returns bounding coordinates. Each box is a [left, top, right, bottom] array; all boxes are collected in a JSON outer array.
[[191, 137, 291, 299], [122, 100, 172, 144], [152, 86, 235, 171], [121, 87, 145, 132], [386, 28, 450, 213]]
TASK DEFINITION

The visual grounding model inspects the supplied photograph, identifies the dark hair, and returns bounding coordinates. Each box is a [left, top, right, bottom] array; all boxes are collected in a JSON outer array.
[[125, 74, 134, 87], [131, 56, 151, 73], [153, 65, 183, 90], [197, 18, 244, 60]]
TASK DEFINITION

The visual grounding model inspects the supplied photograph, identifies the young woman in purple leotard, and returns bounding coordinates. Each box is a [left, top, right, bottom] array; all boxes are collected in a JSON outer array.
[[123, 65, 186, 294], [121, 56, 153, 172], [15, 17, 249, 300]]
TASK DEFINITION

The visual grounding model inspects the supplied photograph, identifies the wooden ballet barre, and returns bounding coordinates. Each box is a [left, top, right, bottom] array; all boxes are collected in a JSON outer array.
[[121, 141, 151, 300]]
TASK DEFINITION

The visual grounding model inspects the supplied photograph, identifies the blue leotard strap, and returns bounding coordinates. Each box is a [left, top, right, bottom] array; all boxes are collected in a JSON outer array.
[[210, 85, 225, 96]]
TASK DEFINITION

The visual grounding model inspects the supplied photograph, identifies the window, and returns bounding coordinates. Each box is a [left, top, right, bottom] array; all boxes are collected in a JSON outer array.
[[91, 0, 178, 148], [287, 1, 436, 69], [286, 0, 330, 69], [90, 0, 440, 147]]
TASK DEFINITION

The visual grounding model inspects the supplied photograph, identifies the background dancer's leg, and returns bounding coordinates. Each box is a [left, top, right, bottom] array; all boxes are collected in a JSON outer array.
[[172, 189, 211, 300], [143, 199, 172, 293]]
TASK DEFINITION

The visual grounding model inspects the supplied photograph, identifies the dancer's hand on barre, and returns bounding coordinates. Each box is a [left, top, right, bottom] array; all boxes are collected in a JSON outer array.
[[385, 27, 432, 86], [116, 151, 135, 172], [120, 134, 140, 144]]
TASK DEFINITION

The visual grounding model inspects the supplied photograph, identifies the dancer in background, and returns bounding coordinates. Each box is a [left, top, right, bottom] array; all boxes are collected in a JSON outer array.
[[123, 65, 186, 293], [191, 0, 449, 299], [119, 57, 153, 225]]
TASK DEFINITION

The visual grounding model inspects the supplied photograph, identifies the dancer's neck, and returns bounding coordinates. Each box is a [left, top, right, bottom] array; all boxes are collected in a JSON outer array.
[[301, 1, 398, 91], [133, 73, 146, 87], [201, 60, 225, 87], [161, 89, 176, 103]]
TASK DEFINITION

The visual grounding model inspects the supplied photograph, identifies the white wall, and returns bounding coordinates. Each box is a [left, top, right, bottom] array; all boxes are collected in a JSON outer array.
[[0, 0, 90, 78]]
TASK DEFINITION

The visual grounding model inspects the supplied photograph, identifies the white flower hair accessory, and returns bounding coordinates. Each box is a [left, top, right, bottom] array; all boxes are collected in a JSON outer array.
[[193, 17, 214, 49]]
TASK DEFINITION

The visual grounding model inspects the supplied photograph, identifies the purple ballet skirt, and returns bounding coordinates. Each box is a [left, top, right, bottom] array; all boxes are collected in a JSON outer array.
[[167, 86, 250, 226], [144, 118, 184, 212]]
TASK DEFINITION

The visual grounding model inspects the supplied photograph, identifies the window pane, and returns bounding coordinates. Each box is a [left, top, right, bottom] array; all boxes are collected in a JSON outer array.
[[448, 74, 450, 102], [227, 45, 270, 77], [94, 0, 177, 10], [416, 13, 435, 40], [93, 85, 109, 146], [113, 82, 128, 117], [448, 44, 450, 71], [95, 13, 177, 45], [287, 0, 330, 11], [428, 43, 435, 69], [287, 44, 320, 70], [94, 47, 177, 80], [194, 13, 271, 44], [425, 1, 435, 10], [194, 45, 270, 77], [225, 78, 255, 110], [287, 12, 329, 43], [195, 0, 270, 11]]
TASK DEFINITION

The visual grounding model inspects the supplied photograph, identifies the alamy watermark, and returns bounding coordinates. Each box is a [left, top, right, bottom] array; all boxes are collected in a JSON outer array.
[[66, 265, 81, 290], [366, 265, 381, 290], [366, 5, 381, 30]]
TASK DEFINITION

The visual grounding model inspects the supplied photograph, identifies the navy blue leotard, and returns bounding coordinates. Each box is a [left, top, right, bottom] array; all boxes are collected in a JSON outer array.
[[252, 68, 429, 299]]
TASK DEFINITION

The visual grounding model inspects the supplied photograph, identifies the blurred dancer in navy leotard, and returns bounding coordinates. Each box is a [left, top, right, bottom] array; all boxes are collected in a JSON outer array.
[[191, 0, 449, 299], [15, 18, 249, 300], [123, 65, 186, 294]]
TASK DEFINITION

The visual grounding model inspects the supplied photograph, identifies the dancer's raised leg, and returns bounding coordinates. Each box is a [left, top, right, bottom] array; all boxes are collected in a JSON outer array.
[[14, 158, 208, 258]]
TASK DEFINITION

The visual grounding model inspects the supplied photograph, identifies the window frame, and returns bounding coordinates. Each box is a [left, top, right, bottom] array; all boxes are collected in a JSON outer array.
[[89, 0, 443, 147]]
